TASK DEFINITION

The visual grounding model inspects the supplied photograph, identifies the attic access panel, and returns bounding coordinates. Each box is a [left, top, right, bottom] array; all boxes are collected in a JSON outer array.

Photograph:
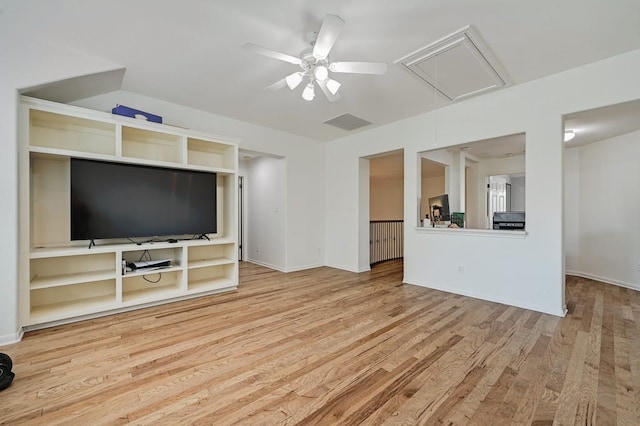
[[396, 26, 509, 101]]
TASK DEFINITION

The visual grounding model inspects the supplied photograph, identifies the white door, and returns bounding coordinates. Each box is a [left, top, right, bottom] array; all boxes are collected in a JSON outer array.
[[488, 175, 510, 228]]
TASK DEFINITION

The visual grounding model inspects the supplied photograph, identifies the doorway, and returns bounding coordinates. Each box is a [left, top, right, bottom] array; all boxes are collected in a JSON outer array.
[[238, 175, 244, 261], [367, 150, 405, 268]]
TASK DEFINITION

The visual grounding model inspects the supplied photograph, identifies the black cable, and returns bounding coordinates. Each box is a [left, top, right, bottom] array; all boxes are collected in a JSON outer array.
[[135, 250, 162, 283], [143, 273, 162, 284]]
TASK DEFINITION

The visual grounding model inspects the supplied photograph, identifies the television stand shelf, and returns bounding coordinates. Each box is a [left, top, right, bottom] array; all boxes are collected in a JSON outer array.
[[19, 97, 239, 330]]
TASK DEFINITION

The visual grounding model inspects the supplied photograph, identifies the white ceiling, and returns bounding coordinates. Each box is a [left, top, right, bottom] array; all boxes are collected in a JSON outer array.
[[564, 99, 640, 147], [3, 0, 640, 142]]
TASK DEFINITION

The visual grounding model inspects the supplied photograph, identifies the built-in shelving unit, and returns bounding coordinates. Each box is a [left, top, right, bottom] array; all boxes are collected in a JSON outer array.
[[18, 97, 239, 329]]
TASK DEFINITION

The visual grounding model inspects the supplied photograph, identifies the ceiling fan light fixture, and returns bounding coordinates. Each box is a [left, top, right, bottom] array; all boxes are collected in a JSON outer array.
[[285, 72, 303, 90], [325, 78, 341, 95], [314, 65, 329, 81], [244, 14, 386, 103], [564, 130, 576, 142], [302, 83, 315, 101]]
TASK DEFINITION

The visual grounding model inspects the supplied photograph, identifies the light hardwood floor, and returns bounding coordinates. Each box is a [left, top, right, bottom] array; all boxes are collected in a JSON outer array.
[[1, 261, 639, 425]]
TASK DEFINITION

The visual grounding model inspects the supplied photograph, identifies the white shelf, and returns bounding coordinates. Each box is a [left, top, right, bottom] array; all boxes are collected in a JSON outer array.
[[31, 270, 116, 289], [30, 295, 117, 324], [29, 146, 117, 162], [30, 237, 235, 258], [124, 264, 183, 278], [189, 237, 236, 246], [188, 258, 235, 269], [122, 285, 183, 304], [20, 96, 239, 329], [188, 277, 237, 293]]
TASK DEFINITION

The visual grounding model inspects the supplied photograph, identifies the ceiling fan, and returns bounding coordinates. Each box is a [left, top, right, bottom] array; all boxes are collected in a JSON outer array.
[[242, 14, 387, 102]]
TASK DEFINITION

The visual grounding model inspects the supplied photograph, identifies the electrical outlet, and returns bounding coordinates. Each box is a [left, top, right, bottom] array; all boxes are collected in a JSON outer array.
[[256, 246, 260, 253], [458, 266, 464, 274]]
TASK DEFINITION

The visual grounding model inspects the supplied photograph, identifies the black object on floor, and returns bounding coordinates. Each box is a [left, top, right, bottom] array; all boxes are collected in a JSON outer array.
[[0, 353, 14, 391]]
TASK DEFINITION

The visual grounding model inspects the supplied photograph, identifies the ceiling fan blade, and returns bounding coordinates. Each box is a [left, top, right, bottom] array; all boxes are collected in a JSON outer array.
[[265, 78, 288, 91], [317, 80, 341, 102], [329, 61, 388, 75], [312, 15, 344, 59], [242, 42, 302, 65]]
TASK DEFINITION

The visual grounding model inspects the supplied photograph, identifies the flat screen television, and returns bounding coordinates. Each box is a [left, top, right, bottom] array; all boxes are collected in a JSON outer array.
[[428, 194, 450, 222], [71, 158, 217, 242]]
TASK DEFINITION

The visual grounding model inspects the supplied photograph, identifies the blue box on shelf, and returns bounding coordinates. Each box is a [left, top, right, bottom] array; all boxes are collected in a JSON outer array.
[[111, 104, 162, 123]]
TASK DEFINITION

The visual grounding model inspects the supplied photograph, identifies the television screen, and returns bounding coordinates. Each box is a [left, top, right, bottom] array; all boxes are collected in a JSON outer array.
[[71, 159, 217, 241], [428, 194, 450, 221]]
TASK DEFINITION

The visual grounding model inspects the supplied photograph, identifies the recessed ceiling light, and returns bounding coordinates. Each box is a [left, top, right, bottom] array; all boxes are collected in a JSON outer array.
[[564, 130, 576, 142]]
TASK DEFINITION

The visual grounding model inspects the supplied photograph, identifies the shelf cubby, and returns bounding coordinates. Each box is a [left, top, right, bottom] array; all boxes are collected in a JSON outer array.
[[187, 137, 236, 170], [30, 279, 117, 323], [122, 126, 182, 164], [30, 253, 116, 289], [122, 247, 183, 270], [122, 270, 183, 303], [30, 155, 70, 247], [188, 263, 236, 292], [29, 109, 116, 155], [188, 244, 235, 267]]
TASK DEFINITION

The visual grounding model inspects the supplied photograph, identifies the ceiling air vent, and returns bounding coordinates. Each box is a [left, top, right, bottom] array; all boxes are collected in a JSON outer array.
[[396, 26, 510, 101], [323, 113, 372, 131]]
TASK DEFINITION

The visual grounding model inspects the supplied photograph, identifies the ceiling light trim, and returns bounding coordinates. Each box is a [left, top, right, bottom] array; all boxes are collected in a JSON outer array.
[[395, 25, 510, 102]]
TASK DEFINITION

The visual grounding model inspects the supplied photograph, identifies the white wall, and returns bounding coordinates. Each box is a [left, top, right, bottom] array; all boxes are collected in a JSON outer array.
[[565, 131, 640, 289], [358, 158, 371, 272], [326, 120, 414, 272], [420, 175, 446, 220], [245, 157, 287, 270], [370, 177, 403, 220], [326, 48, 640, 316], [238, 159, 250, 261], [563, 148, 581, 274], [0, 32, 125, 344], [465, 162, 481, 229], [510, 176, 526, 211]]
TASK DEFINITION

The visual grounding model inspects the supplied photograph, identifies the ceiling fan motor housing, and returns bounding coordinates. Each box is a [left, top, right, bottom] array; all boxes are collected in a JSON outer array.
[[299, 49, 330, 81]]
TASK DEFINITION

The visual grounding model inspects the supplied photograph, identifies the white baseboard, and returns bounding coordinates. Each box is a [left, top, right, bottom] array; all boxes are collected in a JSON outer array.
[[403, 279, 566, 317], [284, 263, 324, 273], [324, 262, 363, 273], [245, 259, 325, 273], [0, 328, 24, 346], [245, 258, 286, 272], [566, 270, 639, 291]]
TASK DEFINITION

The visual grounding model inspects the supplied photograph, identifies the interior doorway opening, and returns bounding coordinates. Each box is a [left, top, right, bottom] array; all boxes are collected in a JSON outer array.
[[367, 150, 405, 269], [238, 149, 286, 272]]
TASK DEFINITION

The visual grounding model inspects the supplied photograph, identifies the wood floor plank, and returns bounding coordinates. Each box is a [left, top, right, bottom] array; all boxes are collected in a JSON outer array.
[[572, 291, 603, 425], [596, 286, 617, 425], [1, 263, 639, 424]]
